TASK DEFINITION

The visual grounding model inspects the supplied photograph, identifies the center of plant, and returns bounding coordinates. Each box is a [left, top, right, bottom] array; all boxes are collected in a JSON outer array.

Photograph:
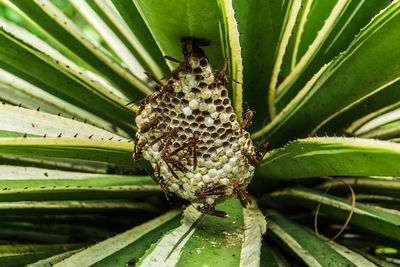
[[133, 37, 261, 217]]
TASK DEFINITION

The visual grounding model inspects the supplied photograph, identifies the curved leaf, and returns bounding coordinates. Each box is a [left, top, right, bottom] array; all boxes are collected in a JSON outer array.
[[268, 186, 400, 242], [132, 0, 225, 69], [51, 209, 182, 266], [8, 0, 151, 98], [110, 0, 169, 75], [267, 215, 375, 266], [253, 1, 400, 147], [277, 0, 392, 111], [0, 104, 128, 140], [0, 166, 159, 201], [0, 137, 134, 164], [217, 0, 243, 116], [232, 0, 286, 129], [0, 27, 136, 133], [257, 137, 400, 180]]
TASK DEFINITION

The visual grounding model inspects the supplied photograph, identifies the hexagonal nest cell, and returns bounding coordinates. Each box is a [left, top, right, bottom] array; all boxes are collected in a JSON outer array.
[[133, 38, 256, 215]]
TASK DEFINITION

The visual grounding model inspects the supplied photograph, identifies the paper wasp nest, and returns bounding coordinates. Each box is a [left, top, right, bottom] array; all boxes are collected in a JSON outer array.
[[134, 39, 255, 212]]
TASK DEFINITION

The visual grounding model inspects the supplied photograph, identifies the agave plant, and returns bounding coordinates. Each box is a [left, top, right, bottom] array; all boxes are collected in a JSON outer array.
[[0, 0, 400, 266]]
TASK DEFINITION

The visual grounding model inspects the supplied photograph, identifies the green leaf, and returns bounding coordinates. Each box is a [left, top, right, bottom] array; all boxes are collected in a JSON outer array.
[[0, 243, 83, 267], [0, 166, 159, 201], [267, 214, 375, 266], [27, 248, 84, 267], [8, 0, 151, 98], [277, 0, 392, 111], [0, 103, 128, 139], [83, 0, 165, 79], [0, 200, 159, 216], [318, 177, 400, 200], [275, 0, 350, 110], [132, 0, 225, 70], [138, 199, 265, 267], [48, 209, 182, 266], [253, 1, 400, 147], [268, 186, 400, 242], [217, 0, 243, 116], [257, 137, 400, 180], [0, 137, 133, 164], [0, 27, 136, 133], [110, 0, 169, 76], [232, 0, 286, 129], [320, 80, 400, 135], [348, 102, 400, 136], [0, 154, 110, 174], [359, 123, 400, 140]]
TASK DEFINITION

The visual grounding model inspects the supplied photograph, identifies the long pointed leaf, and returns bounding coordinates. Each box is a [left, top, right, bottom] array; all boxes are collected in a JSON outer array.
[[268, 186, 400, 242], [257, 137, 400, 180], [267, 214, 375, 266], [8, 0, 151, 98], [0, 137, 133, 164], [253, 1, 400, 147]]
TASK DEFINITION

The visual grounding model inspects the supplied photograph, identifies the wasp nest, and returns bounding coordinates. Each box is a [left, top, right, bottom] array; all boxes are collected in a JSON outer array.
[[134, 38, 260, 217]]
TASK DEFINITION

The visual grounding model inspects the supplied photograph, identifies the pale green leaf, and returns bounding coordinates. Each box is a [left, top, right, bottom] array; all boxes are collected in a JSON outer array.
[[232, 0, 286, 129], [8, 0, 152, 98], [253, 1, 400, 147], [132, 0, 225, 70], [267, 215, 375, 266], [0, 104, 128, 140], [0, 137, 133, 164], [257, 137, 400, 179], [268, 186, 400, 242]]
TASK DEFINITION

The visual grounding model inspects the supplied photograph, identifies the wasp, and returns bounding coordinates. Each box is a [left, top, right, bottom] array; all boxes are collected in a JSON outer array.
[[241, 147, 260, 167], [233, 183, 252, 208], [144, 72, 175, 100], [126, 92, 160, 117], [162, 56, 191, 80], [140, 117, 160, 133], [254, 142, 270, 163], [126, 73, 175, 117], [241, 108, 254, 130], [196, 204, 227, 218], [195, 184, 226, 198], [241, 141, 270, 168], [150, 127, 179, 152], [152, 163, 171, 200], [159, 128, 179, 157], [170, 133, 200, 170], [132, 139, 147, 162], [214, 57, 240, 86], [162, 154, 188, 180]]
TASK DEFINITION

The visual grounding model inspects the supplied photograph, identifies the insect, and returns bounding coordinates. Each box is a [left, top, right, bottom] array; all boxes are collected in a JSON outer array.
[[125, 257, 138, 267], [144, 72, 175, 100], [162, 154, 188, 180], [170, 133, 200, 170], [254, 142, 270, 163], [153, 163, 171, 200], [126, 92, 160, 117], [126, 72, 175, 117], [140, 117, 160, 133], [159, 128, 179, 157], [214, 57, 240, 86], [241, 147, 260, 167], [180, 36, 211, 58], [150, 128, 178, 151], [196, 204, 227, 218], [162, 56, 191, 80], [132, 139, 148, 162], [241, 109, 254, 130], [195, 184, 226, 198], [233, 183, 252, 208]]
